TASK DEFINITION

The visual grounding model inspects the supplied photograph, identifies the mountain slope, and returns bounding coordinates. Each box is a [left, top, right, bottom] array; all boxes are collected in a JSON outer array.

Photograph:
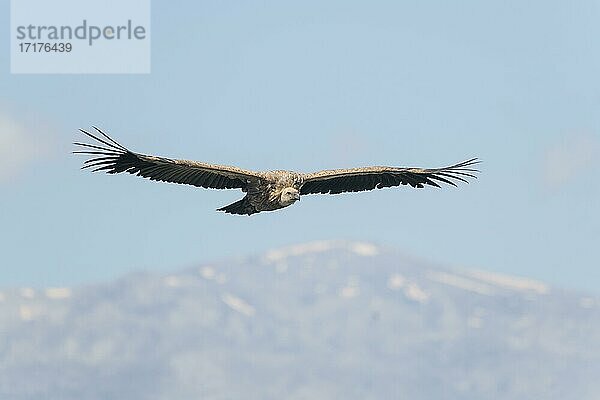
[[1, 241, 598, 399]]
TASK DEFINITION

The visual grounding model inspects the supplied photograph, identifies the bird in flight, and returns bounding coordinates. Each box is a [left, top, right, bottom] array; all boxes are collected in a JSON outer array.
[[74, 127, 479, 215]]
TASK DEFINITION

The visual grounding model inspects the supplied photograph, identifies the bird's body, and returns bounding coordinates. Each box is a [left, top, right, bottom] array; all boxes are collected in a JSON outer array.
[[74, 127, 479, 215], [221, 171, 303, 214]]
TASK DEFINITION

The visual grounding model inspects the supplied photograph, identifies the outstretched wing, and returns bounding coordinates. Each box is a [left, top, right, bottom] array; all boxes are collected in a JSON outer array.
[[300, 159, 479, 195], [74, 127, 260, 190]]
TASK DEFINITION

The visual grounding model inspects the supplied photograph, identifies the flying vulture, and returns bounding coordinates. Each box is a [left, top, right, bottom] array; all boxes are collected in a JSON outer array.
[[74, 127, 479, 215]]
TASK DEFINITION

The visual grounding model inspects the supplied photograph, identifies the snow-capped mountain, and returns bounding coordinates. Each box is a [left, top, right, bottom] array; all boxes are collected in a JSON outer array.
[[1, 241, 598, 399]]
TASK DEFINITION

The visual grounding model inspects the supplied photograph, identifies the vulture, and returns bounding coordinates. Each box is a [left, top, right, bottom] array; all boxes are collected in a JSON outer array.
[[74, 127, 479, 215]]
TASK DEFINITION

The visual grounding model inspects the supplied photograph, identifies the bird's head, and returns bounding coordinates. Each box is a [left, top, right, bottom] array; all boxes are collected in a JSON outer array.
[[279, 187, 300, 206]]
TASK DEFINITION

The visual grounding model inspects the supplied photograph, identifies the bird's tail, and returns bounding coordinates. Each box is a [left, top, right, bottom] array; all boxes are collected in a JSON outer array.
[[217, 196, 257, 215]]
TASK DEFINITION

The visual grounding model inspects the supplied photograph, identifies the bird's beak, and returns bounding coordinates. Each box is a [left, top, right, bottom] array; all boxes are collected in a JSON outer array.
[[295, 193, 301, 201]]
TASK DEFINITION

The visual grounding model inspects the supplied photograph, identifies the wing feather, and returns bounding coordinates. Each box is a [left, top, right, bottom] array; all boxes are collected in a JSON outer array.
[[300, 158, 479, 195], [74, 127, 259, 190]]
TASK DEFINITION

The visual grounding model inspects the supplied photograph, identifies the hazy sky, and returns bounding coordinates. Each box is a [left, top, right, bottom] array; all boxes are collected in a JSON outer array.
[[1, 0, 599, 293]]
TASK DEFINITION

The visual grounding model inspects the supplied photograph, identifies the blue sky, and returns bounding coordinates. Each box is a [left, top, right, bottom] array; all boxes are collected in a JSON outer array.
[[1, 0, 599, 293]]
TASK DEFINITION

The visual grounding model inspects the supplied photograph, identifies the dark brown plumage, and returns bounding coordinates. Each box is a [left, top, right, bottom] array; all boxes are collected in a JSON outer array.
[[74, 127, 479, 215]]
